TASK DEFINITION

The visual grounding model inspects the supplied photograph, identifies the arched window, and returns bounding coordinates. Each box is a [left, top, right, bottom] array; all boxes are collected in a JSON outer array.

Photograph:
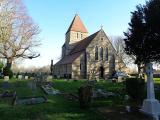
[[100, 47, 103, 60], [95, 46, 98, 60], [106, 47, 108, 61]]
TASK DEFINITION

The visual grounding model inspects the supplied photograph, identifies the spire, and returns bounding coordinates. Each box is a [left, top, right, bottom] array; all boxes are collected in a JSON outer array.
[[66, 14, 88, 34]]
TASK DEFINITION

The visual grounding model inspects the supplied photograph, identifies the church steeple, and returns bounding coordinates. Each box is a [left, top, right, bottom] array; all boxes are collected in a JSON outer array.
[[63, 14, 88, 56], [66, 14, 88, 34]]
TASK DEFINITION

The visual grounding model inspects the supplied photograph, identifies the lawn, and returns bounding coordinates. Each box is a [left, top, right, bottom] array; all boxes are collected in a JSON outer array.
[[0, 79, 103, 120], [1, 78, 159, 120]]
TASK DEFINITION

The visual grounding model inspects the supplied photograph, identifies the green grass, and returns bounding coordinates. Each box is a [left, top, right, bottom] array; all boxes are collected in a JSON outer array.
[[0, 79, 43, 97], [154, 78, 160, 83], [0, 79, 104, 120], [53, 79, 86, 93], [1, 78, 154, 120], [0, 95, 103, 120]]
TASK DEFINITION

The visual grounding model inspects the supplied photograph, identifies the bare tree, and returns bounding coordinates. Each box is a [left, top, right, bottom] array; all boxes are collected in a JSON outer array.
[[0, 0, 40, 69], [111, 36, 134, 71]]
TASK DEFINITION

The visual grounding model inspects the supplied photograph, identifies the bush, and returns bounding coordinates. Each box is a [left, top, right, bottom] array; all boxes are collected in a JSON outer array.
[[3, 67, 13, 78], [125, 78, 145, 100], [153, 74, 160, 78], [129, 73, 139, 77]]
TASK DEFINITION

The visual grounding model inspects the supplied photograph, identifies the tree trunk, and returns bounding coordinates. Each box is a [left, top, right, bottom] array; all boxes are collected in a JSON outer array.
[[6, 58, 13, 70], [137, 63, 141, 78]]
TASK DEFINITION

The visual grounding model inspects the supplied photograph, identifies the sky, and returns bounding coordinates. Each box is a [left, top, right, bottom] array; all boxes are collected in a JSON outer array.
[[21, 0, 146, 68]]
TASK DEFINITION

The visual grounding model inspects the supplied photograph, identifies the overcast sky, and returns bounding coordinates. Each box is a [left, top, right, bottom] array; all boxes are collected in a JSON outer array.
[[21, 0, 146, 68]]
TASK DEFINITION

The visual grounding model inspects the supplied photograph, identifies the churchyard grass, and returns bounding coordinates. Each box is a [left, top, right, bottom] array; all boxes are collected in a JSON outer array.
[[0, 78, 158, 120], [0, 79, 103, 120]]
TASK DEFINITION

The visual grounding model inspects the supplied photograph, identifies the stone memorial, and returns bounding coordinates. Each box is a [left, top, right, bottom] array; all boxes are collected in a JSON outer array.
[[25, 76, 28, 80], [13, 75, 16, 78], [47, 75, 52, 81], [118, 76, 123, 82], [141, 63, 160, 120], [4, 76, 9, 81], [18, 75, 22, 80]]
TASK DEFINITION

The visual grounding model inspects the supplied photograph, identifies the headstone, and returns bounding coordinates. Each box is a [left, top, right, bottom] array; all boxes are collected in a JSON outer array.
[[25, 76, 28, 80], [47, 75, 52, 81], [126, 106, 131, 112], [13, 75, 16, 78], [118, 76, 123, 82], [57, 75, 60, 79], [28, 80, 36, 91], [78, 85, 93, 108], [4, 76, 9, 81], [96, 76, 99, 82], [18, 75, 22, 80]]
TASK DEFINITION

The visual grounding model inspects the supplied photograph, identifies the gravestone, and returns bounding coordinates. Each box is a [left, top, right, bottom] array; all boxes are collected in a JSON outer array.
[[25, 76, 28, 80], [18, 75, 22, 80], [118, 76, 123, 82], [47, 75, 52, 81], [78, 85, 93, 108], [4, 76, 9, 81], [95, 76, 99, 82], [28, 80, 36, 90]]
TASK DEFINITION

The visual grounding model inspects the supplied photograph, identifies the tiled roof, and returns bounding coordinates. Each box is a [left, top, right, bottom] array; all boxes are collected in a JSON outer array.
[[66, 14, 88, 34], [55, 30, 100, 66], [55, 51, 83, 65], [69, 30, 100, 54]]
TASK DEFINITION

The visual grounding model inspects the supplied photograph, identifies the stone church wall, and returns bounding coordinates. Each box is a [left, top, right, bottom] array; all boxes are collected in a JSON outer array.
[[72, 56, 81, 79]]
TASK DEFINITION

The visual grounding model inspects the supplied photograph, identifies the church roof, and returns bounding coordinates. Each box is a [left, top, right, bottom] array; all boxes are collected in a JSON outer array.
[[55, 51, 83, 65], [70, 30, 100, 54], [55, 30, 100, 66], [66, 14, 88, 34]]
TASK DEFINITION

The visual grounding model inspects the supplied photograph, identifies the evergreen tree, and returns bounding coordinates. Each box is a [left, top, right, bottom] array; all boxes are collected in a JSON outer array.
[[124, 0, 160, 70]]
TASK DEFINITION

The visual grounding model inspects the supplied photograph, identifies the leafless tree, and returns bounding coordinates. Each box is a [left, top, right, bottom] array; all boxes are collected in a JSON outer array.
[[112, 36, 145, 76], [111, 36, 134, 71], [0, 0, 40, 69]]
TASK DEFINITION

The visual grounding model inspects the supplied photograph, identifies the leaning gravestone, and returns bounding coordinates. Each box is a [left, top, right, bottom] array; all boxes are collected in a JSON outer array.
[[4, 76, 9, 81]]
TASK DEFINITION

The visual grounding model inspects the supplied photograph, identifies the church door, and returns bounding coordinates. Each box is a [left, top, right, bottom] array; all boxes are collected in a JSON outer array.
[[99, 66, 104, 78]]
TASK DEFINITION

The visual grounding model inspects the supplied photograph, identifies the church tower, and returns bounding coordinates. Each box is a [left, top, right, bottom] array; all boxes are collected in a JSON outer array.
[[62, 14, 88, 57]]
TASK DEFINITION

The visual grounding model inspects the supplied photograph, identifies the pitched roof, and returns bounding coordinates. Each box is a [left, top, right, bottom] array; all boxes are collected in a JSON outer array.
[[66, 14, 88, 34], [69, 30, 100, 54], [55, 30, 100, 66], [55, 51, 83, 65]]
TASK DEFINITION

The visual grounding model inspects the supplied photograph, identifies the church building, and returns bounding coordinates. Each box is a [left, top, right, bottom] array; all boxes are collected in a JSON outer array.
[[54, 14, 124, 79]]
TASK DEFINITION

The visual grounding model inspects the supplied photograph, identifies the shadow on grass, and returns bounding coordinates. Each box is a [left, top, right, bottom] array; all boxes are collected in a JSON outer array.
[[0, 79, 103, 120]]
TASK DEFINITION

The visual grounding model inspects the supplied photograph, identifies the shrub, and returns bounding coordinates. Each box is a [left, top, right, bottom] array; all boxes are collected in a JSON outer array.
[[3, 67, 13, 78], [153, 74, 160, 78], [125, 78, 145, 100], [129, 73, 139, 77]]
